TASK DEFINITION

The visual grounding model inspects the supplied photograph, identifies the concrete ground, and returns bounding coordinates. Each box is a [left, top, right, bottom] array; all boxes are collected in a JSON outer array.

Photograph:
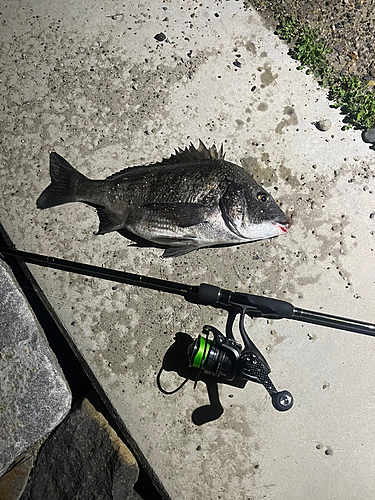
[[1, 1, 374, 499]]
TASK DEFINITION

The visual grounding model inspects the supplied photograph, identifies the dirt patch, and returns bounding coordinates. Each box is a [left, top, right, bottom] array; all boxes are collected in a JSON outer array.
[[245, 0, 375, 81]]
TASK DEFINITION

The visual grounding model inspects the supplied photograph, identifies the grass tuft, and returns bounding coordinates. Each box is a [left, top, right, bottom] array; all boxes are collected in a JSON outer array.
[[276, 16, 375, 131]]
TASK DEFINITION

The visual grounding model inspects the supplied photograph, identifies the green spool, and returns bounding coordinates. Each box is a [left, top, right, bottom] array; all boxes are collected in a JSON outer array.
[[192, 335, 212, 368]]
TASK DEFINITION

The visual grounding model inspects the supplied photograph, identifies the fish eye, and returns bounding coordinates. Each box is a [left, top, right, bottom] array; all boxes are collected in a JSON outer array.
[[257, 192, 269, 203]]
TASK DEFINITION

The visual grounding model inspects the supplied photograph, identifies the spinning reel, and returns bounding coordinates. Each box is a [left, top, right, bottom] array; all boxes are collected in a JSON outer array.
[[188, 324, 293, 412]]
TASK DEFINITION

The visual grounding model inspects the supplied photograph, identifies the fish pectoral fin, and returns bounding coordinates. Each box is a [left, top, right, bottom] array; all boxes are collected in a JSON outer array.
[[143, 203, 211, 228], [96, 207, 124, 234]]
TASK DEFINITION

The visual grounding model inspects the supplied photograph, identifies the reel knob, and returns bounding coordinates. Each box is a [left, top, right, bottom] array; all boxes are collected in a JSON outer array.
[[271, 391, 293, 411]]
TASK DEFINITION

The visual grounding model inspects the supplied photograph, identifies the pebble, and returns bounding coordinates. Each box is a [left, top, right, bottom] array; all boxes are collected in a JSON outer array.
[[333, 44, 344, 54], [362, 128, 375, 144], [154, 32, 166, 42], [316, 119, 331, 132]]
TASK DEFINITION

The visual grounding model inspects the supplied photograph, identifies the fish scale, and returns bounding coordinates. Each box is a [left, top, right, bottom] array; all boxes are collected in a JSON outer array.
[[36, 141, 290, 258]]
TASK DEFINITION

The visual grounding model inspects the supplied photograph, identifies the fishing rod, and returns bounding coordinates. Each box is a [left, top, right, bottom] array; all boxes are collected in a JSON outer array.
[[1, 246, 374, 412]]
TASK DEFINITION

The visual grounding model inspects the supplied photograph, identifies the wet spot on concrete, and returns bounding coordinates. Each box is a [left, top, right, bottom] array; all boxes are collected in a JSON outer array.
[[275, 106, 299, 134], [257, 102, 268, 112], [240, 154, 281, 189], [266, 329, 286, 353], [295, 273, 321, 287], [261, 152, 270, 164], [240, 156, 261, 175], [245, 41, 256, 55], [260, 63, 278, 87], [236, 119, 244, 127], [277, 163, 301, 189]]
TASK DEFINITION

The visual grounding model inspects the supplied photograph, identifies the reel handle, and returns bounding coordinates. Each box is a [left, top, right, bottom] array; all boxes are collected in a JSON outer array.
[[239, 352, 293, 411]]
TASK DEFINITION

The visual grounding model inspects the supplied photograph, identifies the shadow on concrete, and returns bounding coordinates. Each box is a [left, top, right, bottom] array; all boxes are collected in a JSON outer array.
[[157, 332, 247, 426]]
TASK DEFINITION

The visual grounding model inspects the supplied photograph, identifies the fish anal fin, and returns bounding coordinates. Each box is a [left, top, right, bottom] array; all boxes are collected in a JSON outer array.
[[96, 207, 124, 234]]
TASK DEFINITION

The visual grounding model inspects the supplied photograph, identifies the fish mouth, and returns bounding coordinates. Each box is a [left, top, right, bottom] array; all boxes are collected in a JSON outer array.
[[271, 214, 292, 234]]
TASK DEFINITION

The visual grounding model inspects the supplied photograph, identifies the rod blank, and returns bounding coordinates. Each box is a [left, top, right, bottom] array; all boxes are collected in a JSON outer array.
[[292, 307, 375, 337], [1, 246, 374, 338]]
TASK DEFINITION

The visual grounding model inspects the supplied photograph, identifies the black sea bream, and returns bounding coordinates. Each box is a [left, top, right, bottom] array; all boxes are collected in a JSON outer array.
[[37, 141, 290, 257]]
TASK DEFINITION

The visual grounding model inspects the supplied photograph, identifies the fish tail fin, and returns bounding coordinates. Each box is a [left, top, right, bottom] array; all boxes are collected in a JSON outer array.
[[36, 152, 88, 209]]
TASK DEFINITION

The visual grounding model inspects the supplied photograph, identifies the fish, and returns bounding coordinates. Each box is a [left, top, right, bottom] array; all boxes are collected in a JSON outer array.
[[36, 141, 291, 258]]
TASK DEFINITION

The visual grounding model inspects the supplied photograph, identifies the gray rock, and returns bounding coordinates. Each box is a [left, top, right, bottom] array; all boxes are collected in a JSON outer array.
[[0, 437, 47, 500], [0, 450, 36, 500], [0, 259, 72, 478], [362, 128, 375, 144], [21, 398, 140, 500], [316, 118, 332, 131]]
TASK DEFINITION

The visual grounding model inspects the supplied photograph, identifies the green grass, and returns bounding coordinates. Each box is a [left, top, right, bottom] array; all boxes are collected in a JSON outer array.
[[276, 16, 375, 131]]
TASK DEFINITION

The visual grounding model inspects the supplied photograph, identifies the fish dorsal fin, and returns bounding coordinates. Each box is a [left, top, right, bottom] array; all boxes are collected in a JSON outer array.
[[162, 140, 225, 165], [106, 141, 225, 181]]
